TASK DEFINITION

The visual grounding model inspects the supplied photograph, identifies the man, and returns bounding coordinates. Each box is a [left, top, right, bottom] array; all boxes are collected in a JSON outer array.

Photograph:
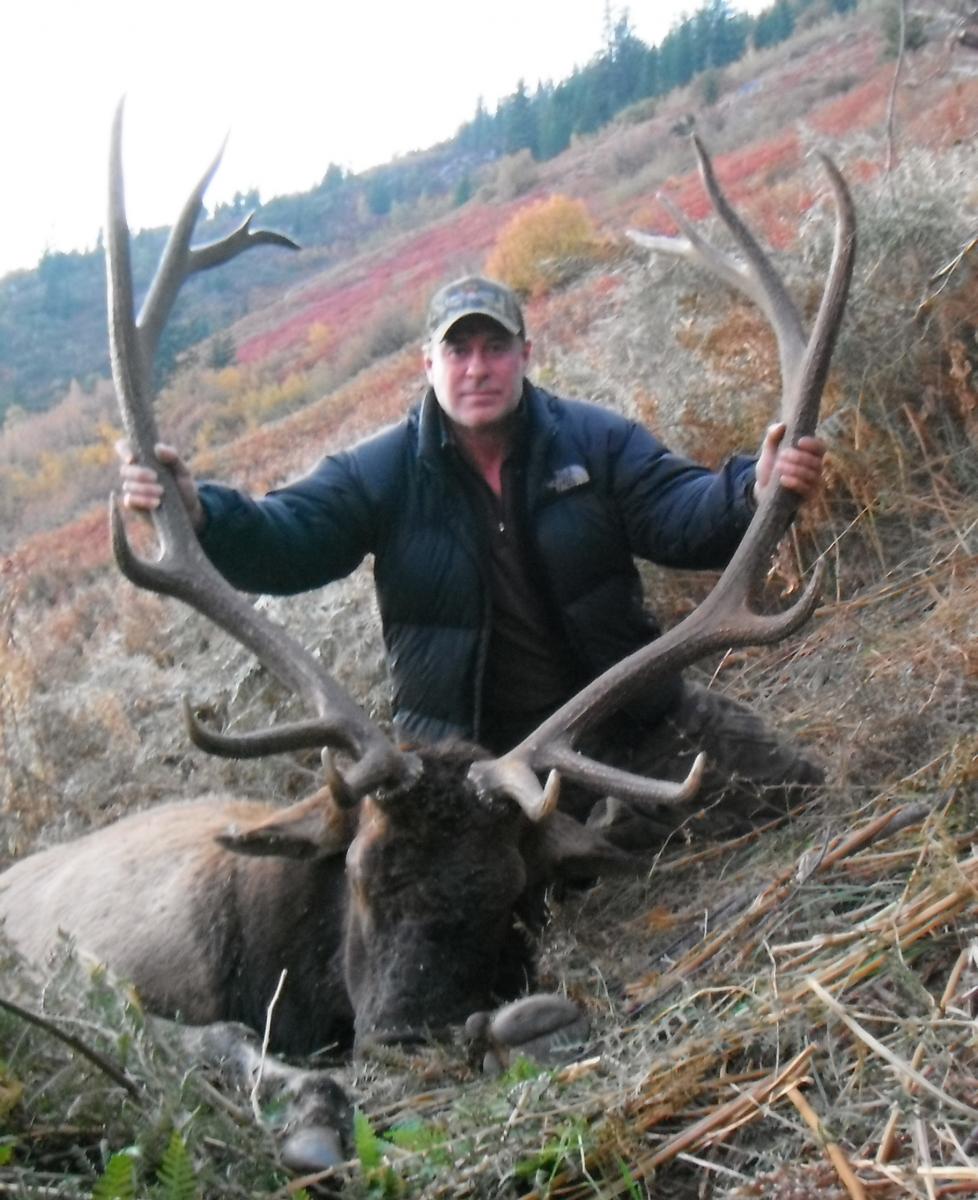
[[120, 275, 826, 840]]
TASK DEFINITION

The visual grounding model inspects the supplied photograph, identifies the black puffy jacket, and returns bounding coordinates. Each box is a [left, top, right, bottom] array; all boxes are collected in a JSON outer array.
[[198, 383, 757, 744]]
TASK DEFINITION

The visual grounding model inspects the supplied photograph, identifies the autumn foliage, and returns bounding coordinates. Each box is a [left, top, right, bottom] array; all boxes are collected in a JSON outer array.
[[485, 195, 608, 298]]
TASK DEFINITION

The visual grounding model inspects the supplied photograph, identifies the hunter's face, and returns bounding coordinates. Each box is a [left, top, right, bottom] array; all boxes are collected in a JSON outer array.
[[425, 315, 530, 433]]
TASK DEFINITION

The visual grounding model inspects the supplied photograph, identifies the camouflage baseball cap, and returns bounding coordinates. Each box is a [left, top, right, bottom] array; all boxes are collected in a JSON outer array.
[[425, 275, 525, 344]]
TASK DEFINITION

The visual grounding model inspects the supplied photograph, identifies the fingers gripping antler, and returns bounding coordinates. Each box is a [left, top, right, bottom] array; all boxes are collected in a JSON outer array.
[[107, 101, 417, 801], [469, 138, 856, 816]]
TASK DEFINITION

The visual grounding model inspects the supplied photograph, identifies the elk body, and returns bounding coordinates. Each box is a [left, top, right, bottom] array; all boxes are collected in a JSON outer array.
[[0, 108, 855, 1169], [0, 746, 608, 1053]]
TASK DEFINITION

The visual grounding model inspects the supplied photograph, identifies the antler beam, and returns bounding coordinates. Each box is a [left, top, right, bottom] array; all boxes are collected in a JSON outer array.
[[106, 101, 417, 801], [469, 137, 856, 814]]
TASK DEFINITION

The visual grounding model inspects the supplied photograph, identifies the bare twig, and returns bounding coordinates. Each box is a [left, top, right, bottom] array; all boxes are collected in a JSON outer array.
[[915, 234, 978, 319], [0, 994, 143, 1103], [250, 968, 287, 1123]]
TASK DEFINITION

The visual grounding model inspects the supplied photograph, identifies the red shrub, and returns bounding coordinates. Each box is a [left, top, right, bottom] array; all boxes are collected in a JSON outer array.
[[905, 79, 978, 151], [809, 71, 891, 138], [236, 202, 527, 369]]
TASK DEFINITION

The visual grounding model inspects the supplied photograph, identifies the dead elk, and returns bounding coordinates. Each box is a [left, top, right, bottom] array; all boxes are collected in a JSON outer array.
[[0, 744, 620, 1053], [0, 110, 855, 1173]]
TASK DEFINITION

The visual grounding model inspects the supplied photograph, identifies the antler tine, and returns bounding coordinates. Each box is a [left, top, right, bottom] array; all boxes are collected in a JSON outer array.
[[106, 101, 157, 468], [107, 101, 417, 800], [139, 160, 300, 370], [627, 134, 807, 396], [470, 144, 856, 820], [135, 134, 231, 372], [690, 133, 810, 393]]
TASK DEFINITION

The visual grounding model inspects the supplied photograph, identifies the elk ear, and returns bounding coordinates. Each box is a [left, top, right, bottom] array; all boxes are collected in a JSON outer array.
[[216, 788, 356, 860], [527, 810, 647, 881]]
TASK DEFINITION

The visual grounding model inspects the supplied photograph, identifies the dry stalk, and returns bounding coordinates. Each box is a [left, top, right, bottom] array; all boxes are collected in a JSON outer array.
[[649, 815, 777, 875], [807, 979, 978, 1122], [885, 0, 906, 175], [641, 1048, 815, 1169], [583, 798, 978, 1195], [852, 1159, 978, 1190], [913, 1111, 938, 1200], [785, 1084, 868, 1200], [250, 967, 287, 1123], [877, 946, 974, 1167], [631, 802, 935, 1008], [902, 404, 974, 554]]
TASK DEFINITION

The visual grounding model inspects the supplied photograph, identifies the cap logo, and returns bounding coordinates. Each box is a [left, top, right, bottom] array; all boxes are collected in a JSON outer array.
[[426, 275, 525, 344]]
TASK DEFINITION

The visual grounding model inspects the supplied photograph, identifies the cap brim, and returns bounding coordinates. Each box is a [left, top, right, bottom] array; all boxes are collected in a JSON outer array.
[[429, 307, 522, 344]]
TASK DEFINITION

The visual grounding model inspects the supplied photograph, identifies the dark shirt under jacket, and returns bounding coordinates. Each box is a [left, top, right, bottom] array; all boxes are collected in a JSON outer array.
[[451, 431, 579, 754]]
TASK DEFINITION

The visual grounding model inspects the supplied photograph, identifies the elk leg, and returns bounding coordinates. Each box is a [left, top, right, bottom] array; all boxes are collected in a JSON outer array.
[[152, 1018, 351, 1172], [586, 682, 823, 847]]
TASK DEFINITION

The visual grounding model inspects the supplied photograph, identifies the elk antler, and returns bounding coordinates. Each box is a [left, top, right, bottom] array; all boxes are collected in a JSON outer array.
[[469, 137, 856, 817], [106, 101, 418, 801]]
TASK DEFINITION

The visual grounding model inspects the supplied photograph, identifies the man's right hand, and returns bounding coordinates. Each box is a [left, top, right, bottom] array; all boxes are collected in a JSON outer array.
[[115, 440, 206, 533]]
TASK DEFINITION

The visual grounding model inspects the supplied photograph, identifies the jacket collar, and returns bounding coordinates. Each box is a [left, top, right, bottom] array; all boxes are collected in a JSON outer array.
[[416, 387, 448, 464], [413, 381, 590, 499]]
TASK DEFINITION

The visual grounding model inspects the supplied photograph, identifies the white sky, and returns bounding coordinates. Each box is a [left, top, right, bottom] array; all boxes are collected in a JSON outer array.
[[0, 0, 770, 280]]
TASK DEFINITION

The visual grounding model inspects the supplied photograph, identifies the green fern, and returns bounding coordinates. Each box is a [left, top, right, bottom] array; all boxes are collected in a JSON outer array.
[[388, 1120, 450, 1166], [354, 1109, 383, 1170], [354, 1110, 405, 1196], [153, 1131, 198, 1200], [92, 1151, 138, 1200]]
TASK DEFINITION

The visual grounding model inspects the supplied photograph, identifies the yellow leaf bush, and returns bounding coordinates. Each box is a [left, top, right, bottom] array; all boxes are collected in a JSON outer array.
[[486, 195, 607, 298]]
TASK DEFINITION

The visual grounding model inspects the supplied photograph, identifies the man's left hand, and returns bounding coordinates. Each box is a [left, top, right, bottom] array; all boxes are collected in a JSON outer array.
[[753, 422, 826, 507]]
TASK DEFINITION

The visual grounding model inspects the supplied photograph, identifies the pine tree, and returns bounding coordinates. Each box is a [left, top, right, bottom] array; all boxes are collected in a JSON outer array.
[[501, 80, 538, 157], [538, 81, 577, 159], [659, 17, 696, 91], [753, 0, 795, 50], [607, 11, 648, 108], [640, 45, 661, 99]]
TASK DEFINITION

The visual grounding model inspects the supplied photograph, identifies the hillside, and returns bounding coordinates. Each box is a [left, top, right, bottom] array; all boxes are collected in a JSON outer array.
[[2, 1, 978, 1195], [0, 0, 880, 433], [0, 0, 779, 422]]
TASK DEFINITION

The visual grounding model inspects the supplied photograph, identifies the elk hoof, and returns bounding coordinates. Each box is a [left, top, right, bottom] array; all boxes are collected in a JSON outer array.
[[280, 1123, 345, 1172], [490, 994, 585, 1049], [466, 994, 590, 1072], [464, 1010, 491, 1041]]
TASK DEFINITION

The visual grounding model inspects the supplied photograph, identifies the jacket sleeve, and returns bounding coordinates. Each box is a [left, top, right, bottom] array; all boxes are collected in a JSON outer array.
[[608, 419, 758, 570], [196, 450, 377, 595]]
